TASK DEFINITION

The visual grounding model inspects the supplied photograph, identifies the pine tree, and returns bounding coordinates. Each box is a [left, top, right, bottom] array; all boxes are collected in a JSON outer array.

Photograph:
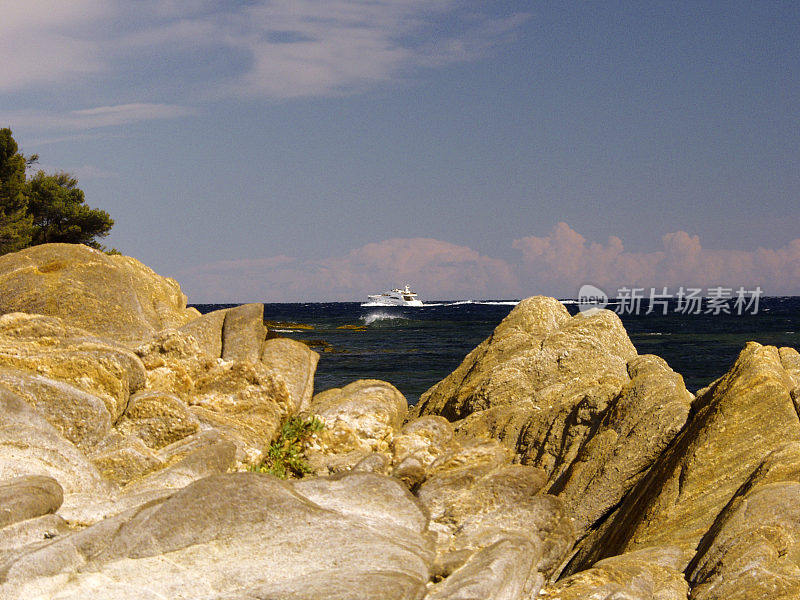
[[0, 128, 34, 254], [0, 128, 114, 254]]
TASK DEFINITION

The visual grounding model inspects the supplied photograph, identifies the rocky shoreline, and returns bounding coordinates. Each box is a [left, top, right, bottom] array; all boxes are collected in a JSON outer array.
[[0, 243, 798, 599]]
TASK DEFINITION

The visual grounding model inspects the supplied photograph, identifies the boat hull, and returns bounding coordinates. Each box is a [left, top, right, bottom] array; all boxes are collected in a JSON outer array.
[[366, 295, 423, 307]]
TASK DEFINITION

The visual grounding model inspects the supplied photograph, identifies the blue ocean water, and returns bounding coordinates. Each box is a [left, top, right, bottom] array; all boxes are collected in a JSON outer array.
[[193, 298, 800, 405]]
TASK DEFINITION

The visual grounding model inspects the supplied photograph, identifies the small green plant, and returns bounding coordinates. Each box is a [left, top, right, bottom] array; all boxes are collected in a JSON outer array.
[[249, 416, 324, 479]]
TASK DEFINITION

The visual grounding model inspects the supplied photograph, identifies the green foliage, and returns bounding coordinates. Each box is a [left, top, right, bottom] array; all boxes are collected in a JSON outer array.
[[0, 128, 114, 255], [249, 416, 324, 479], [0, 129, 34, 254], [27, 171, 113, 248]]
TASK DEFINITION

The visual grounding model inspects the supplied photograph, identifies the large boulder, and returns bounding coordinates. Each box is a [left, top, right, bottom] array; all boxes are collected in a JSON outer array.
[[569, 343, 800, 572], [261, 337, 319, 412], [412, 297, 692, 553], [412, 298, 639, 485], [0, 243, 198, 343], [221, 302, 267, 362], [0, 367, 113, 449], [135, 328, 215, 399], [122, 431, 237, 496], [177, 307, 320, 413], [0, 472, 434, 600], [392, 416, 457, 474], [307, 379, 408, 474], [87, 432, 164, 486], [134, 329, 303, 464], [177, 306, 228, 359], [64, 431, 237, 527]]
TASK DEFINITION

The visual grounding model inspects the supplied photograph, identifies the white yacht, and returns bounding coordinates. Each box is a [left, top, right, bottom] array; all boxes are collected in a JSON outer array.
[[366, 285, 423, 306]]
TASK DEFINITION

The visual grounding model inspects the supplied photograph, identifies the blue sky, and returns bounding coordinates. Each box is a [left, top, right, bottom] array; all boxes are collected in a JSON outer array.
[[1, 1, 798, 300]]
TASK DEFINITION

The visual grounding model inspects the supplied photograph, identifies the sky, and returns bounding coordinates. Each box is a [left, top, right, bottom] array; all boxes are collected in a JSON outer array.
[[1, 1, 798, 301]]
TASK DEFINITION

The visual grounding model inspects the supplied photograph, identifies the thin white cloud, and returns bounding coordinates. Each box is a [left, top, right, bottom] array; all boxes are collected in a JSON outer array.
[[0, 0, 111, 91], [1, 2, 529, 100], [215, 1, 530, 98], [23, 132, 128, 147], [1, 104, 196, 131]]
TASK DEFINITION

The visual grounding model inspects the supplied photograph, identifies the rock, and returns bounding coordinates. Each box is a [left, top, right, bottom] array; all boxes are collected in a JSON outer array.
[[0, 386, 115, 521], [550, 354, 692, 539], [61, 432, 233, 527], [416, 442, 513, 549], [780, 346, 800, 382], [62, 434, 237, 526], [115, 390, 199, 450], [0, 243, 197, 343], [687, 442, 800, 600], [393, 416, 456, 470], [393, 456, 427, 488], [261, 337, 319, 412], [310, 380, 409, 441], [570, 343, 800, 572], [417, 455, 572, 580], [0, 472, 434, 600], [0, 475, 63, 528], [177, 306, 228, 359], [307, 379, 408, 474], [540, 547, 689, 600], [427, 438, 513, 476], [133, 332, 313, 461], [0, 313, 147, 425], [135, 329, 298, 464], [0, 514, 71, 565], [293, 471, 429, 534], [425, 535, 544, 600], [123, 432, 236, 496], [221, 302, 266, 362], [154, 428, 234, 465], [352, 452, 391, 474], [413, 298, 640, 489], [188, 360, 292, 463], [88, 433, 163, 486], [134, 328, 215, 399], [413, 298, 635, 419], [0, 368, 112, 449]]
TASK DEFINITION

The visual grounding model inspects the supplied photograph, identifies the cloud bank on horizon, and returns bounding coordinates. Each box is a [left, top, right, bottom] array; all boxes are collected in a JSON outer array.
[[180, 222, 800, 302]]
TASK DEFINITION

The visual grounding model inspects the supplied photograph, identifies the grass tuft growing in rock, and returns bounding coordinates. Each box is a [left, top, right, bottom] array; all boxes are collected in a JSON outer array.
[[250, 416, 324, 479]]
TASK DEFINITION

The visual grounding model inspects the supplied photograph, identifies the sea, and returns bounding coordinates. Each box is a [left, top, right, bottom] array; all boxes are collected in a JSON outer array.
[[192, 298, 800, 405]]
